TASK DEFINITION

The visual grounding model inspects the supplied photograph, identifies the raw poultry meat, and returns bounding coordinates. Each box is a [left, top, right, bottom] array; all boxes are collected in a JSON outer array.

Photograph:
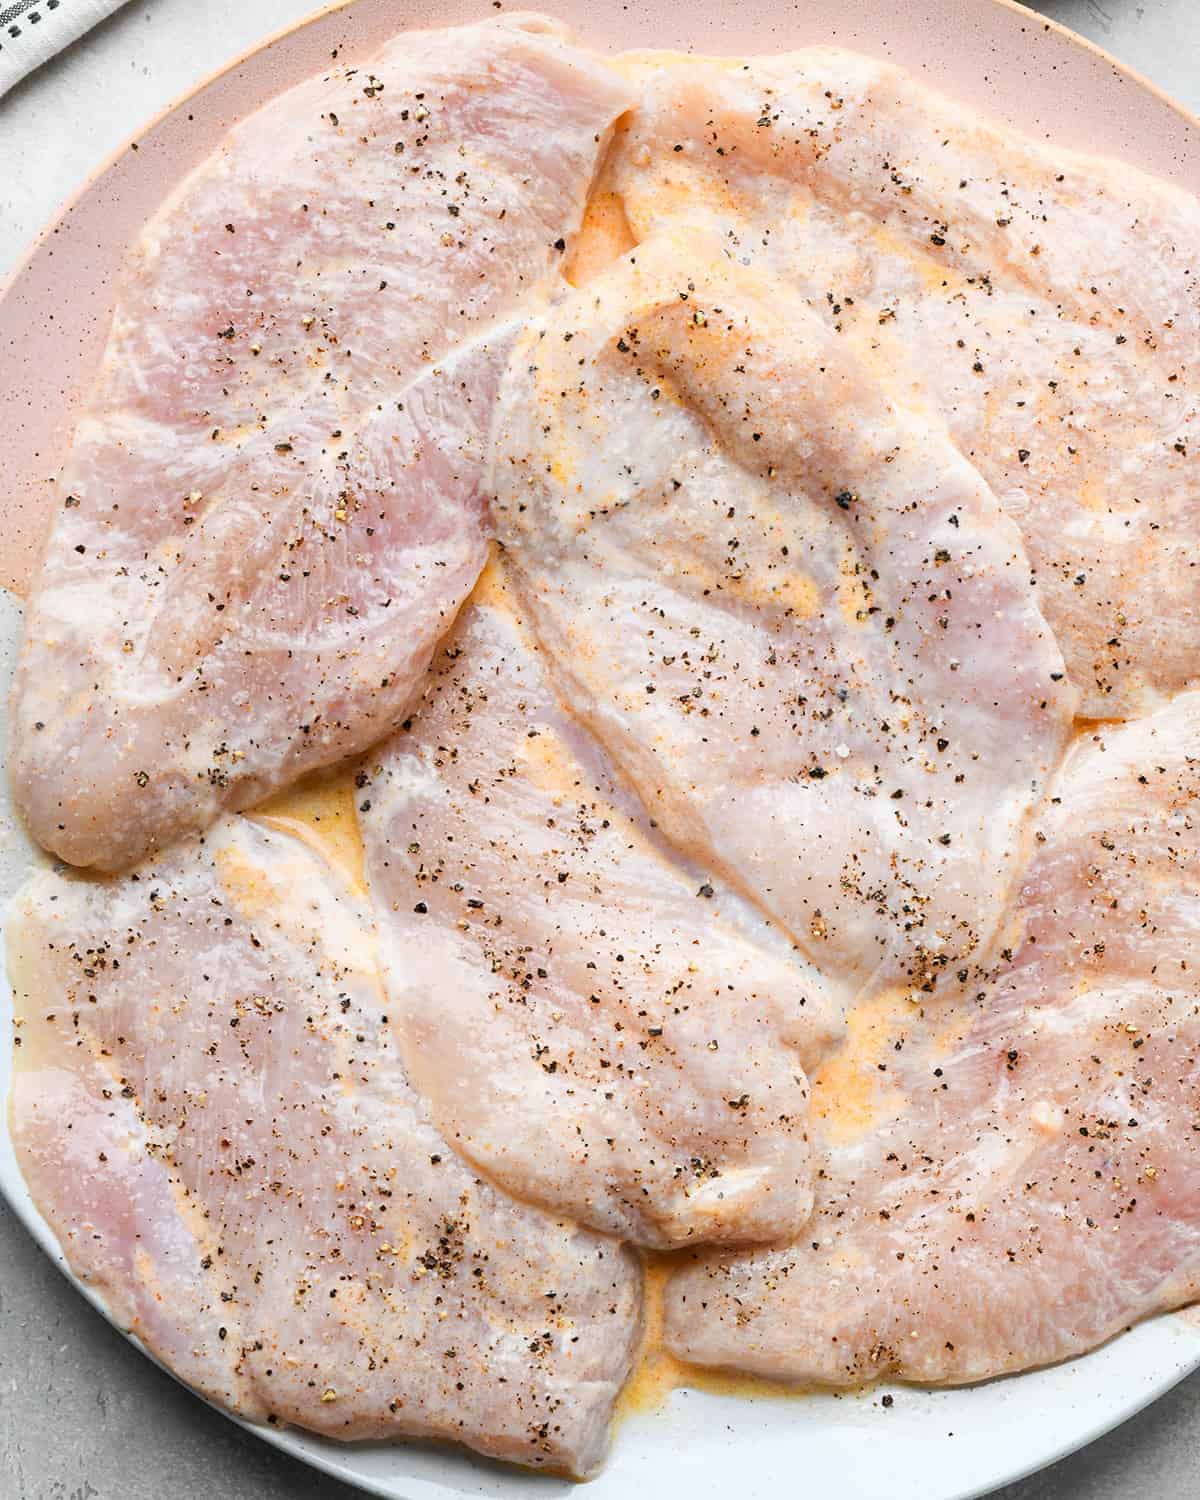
[[7, 816, 641, 1475], [663, 691, 1200, 1384], [9, 14, 631, 872], [8, 12, 1200, 1467], [609, 48, 1200, 717], [359, 564, 839, 1248], [492, 225, 1073, 1001]]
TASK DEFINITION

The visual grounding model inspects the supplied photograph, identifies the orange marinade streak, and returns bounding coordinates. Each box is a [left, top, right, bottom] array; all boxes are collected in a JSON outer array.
[[617, 1253, 808, 1419]]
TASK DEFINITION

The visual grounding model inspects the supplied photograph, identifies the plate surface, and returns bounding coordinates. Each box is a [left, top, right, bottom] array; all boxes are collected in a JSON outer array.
[[3, 2, 1200, 1497]]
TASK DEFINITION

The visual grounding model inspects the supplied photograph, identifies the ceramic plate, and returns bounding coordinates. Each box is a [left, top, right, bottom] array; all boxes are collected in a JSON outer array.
[[3, 2, 1200, 1496]]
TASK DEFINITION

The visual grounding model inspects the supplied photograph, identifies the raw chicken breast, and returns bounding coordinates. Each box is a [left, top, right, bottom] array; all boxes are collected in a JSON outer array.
[[10, 14, 632, 872], [493, 226, 1072, 1001], [359, 563, 839, 1248], [610, 49, 1200, 716], [664, 691, 1200, 1384], [8, 817, 640, 1475]]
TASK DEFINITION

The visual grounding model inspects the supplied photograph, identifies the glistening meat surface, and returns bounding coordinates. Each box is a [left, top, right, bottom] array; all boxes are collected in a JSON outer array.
[[360, 564, 839, 1248], [8, 16, 1200, 1470], [609, 48, 1200, 717], [9, 14, 631, 872], [8, 817, 641, 1475], [663, 693, 1200, 1385], [492, 226, 1073, 1002]]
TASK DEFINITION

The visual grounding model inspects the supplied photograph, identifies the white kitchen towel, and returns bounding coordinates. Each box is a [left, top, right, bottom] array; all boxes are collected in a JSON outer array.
[[0, 0, 130, 98]]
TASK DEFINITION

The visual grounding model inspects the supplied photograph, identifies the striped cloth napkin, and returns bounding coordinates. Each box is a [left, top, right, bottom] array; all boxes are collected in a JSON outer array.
[[0, 0, 130, 98]]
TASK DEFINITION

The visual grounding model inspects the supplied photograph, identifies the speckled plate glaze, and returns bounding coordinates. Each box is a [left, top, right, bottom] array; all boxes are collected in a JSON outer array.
[[3, 2, 1200, 1497]]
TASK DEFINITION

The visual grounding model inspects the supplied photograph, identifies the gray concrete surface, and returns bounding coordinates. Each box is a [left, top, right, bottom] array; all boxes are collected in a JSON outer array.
[[3, 0, 1200, 1495]]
